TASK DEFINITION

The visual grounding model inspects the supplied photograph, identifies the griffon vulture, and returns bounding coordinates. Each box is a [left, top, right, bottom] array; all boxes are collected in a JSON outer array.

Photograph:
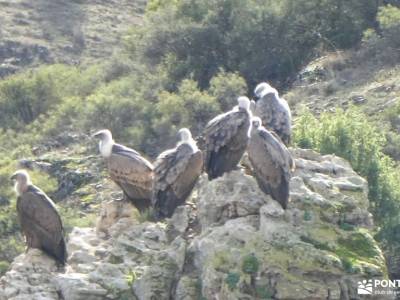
[[153, 128, 203, 218], [11, 170, 67, 265], [253, 82, 292, 146], [248, 117, 294, 209], [203, 96, 252, 180], [93, 129, 153, 212]]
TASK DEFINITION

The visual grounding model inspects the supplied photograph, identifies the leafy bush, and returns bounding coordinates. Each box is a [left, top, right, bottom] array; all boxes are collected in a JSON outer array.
[[0, 261, 9, 276], [378, 5, 400, 47], [0, 64, 107, 131], [241, 254, 259, 275], [225, 272, 240, 290], [0, 71, 60, 127], [153, 79, 219, 143], [362, 5, 400, 62], [293, 108, 400, 247], [208, 70, 247, 112], [340, 257, 357, 273]]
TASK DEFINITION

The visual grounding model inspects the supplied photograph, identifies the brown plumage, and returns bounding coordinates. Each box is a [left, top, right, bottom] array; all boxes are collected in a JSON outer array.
[[203, 97, 252, 180], [11, 170, 67, 265], [153, 128, 203, 219], [248, 117, 294, 209], [93, 130, 153, 212], [253, 82, 292, 146]]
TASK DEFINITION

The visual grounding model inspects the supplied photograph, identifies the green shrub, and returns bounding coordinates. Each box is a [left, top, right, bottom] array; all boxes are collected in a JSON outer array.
[[340, 257, 356, 273], [303, 210, 312, 221], [293, 108, 400, 250], [362, 5, 400, 60], [300, 235, 332, 251], [241, 254, 259, 275], [255, 285, 273, 299], [378, 5, 400, 47], [225, 272, 240, 290], [146, 0, 178, 12], [208, 70, 247, 112], [153, 79, 219, 140], [0, 261, 10, 276], [377, 5, 400, 31], [0, 70, 60, 127]]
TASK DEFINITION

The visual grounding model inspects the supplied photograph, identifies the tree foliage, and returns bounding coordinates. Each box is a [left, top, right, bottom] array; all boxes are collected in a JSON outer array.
[[130, 0, 379, 89]]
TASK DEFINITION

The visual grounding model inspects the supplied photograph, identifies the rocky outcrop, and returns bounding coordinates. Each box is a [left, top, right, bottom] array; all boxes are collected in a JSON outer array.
[[0, 149, 392, 299]]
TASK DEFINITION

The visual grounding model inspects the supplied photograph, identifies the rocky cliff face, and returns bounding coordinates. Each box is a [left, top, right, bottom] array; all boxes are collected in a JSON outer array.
[[0, 149, 392, 300]]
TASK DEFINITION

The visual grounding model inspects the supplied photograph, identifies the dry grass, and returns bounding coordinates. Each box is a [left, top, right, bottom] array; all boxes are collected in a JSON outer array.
[[0, 0, 145, 74]]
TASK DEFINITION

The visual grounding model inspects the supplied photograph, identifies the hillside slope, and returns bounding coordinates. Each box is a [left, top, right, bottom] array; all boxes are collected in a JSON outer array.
[[0, 0, 145, 77], [285, 48, 400, 159]]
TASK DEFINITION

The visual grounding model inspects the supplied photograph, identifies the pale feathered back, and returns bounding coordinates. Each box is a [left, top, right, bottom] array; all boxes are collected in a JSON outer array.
[[253, 83, 292, 146], [203, 97, 251, 179], [153, 128, 203, 218]]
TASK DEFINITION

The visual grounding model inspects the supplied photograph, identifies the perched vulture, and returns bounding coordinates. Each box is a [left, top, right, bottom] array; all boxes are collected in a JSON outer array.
[[203, 96, 252, 180], [248, 117, 295, 209], [253, 82, 292, 146], [93, 129, 153, 212], [152, 128, 203, 219], [11, 170, 67, 265]]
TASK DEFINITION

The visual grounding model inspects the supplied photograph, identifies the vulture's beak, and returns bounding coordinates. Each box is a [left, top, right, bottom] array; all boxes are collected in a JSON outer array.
[[92, 131, 102, 139], [10, 173, 17, 181]]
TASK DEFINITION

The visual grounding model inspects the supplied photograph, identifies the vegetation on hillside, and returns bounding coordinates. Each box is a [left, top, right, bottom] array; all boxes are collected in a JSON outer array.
[[293, 108, 400, 247], [138, 0, 379, 89], [0, 0, 399, 277]]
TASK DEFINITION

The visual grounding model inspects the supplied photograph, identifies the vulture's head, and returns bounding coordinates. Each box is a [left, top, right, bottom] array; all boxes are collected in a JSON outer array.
[[11, 170, 31, 195], [251, 117, 262, 130], [10, 170, 30, 184], [237, 96, 251, 111], [178, 128, 192, 142], [254, 82, 278, 100], [93, 129, 113, 141], [93, 129, 114, 157]]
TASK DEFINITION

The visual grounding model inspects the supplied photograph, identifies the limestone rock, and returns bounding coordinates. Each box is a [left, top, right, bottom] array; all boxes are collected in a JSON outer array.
[[197, 171, 268, 230], [96, 199, 137, 237], [0, 149, 393, 299]]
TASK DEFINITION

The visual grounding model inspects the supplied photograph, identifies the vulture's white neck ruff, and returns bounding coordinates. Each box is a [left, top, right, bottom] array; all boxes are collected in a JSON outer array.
[[256, 83, 278, 99], [99, 138, 114, 158], [237, 96, 251, 111], [180, 136, 199, 152], [14, 180, 31, 196], [183, 140, 199, 152], [178, 128, 198, 152]]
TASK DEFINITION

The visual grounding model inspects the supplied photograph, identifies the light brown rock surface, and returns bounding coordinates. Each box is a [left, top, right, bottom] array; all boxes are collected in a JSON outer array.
[[0, 149, 393, 300]]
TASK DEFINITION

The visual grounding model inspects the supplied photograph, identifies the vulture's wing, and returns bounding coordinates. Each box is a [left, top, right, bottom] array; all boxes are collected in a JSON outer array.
[[108, 143, 153, 188], [204, 109, 249, 154], [259, 129, 293, 176], [153, 143, 193, 196], [249, 128, 293, 208], [17, 185, 66, 263]]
